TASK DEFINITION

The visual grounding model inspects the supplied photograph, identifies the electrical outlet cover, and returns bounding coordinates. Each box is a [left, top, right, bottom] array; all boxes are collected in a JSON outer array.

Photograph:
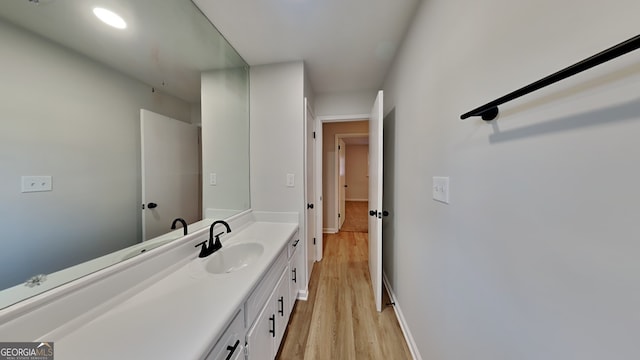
[[432, 176, 449, 204], [22, 176, 52, 193]]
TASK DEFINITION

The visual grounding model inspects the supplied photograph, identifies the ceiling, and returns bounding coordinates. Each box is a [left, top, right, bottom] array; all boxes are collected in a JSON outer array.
[[193, 0, 421, 95], [0, 0, 246, 103]]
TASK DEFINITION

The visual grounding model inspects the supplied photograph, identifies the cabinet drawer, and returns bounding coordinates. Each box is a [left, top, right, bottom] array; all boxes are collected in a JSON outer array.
[[205, 308, 245, 360], [245, 248, 287, 327], [288, 247, 300, 313], [287, 231, 300, 259]]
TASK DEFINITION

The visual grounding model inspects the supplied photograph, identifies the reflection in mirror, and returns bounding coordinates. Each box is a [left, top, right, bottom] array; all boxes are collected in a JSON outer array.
[[0, 0, 249, 309], [202, 68, 250, 218]]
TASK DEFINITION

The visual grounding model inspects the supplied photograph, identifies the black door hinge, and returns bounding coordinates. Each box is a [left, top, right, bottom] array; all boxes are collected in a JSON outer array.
[[338, 213, 341, 218], [313, 131, 316, 139], [313, 237, 316, 245]]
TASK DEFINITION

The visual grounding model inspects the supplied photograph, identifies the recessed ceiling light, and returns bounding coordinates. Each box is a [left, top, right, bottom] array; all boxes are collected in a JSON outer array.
[[93, 7, 127, 29]]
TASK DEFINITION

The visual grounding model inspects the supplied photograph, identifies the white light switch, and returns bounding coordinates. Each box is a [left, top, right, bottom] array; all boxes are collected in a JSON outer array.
[[432, 176, 449, 204], [286, 173, 295, 187], [209, 173, 217, 186], [22, 176, 52, 193]]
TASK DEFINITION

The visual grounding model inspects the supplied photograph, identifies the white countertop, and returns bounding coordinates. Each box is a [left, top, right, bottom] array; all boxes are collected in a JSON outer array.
[[0, 217, 216, 310], [53, 221, 298, 360]]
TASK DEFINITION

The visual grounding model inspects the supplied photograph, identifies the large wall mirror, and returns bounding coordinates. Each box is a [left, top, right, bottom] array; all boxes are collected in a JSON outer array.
[[0, 0, 249, 309]]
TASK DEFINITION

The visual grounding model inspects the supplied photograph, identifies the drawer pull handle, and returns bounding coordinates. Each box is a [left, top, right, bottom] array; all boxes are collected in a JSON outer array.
[[269, 315, 276, 338], [278, 296, 284, 316], [225, 339, 240, 360]]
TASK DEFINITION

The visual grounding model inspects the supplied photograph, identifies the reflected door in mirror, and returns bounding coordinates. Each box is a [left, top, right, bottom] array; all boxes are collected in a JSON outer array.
[[141, 109, 201, 240]]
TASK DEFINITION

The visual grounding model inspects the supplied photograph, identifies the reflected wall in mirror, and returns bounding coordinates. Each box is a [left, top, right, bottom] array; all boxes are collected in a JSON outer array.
[[0, 0, 249, 309]]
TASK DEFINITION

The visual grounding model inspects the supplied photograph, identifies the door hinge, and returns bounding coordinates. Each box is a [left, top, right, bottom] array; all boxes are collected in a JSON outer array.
[[313, 237, 316, 245], [338, 145, 341, 150], [313, 131, 316, 139], [338, 213, 341, 218]]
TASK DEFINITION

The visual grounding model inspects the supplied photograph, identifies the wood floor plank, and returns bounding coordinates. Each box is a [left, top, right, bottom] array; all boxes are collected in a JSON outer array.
[[340, 201, 369, 232], [277, 231, 412, 360]]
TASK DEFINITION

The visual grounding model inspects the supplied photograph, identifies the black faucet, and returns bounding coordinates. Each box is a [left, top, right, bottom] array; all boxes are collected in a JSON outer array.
[[170, 218, 188, 236], [195, 220, 232, 258]]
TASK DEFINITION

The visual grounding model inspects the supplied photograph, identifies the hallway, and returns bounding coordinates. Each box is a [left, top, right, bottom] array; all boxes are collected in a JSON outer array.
[[340, 201, 368, 233], [277, 230, 411, 359]]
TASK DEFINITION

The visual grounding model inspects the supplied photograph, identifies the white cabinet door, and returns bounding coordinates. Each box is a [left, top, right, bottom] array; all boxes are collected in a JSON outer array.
[[246, 300, 275, 360], [205, 309, 245, 360], [246, 268, 292, 360], [274, 270, 289, 347]]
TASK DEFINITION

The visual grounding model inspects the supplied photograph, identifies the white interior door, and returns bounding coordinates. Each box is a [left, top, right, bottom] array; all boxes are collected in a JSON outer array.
[[315, 118, 324, 261], [368, 90, 383, 312], [338, 138, 347, 229], [304, 97, 316, 279], [141, 109, 200, 241]]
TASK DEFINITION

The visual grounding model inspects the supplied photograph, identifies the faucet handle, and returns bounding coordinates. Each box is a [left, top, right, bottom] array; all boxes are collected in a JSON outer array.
[[195, 240, 209, 258], [212, 231, 225, 251]]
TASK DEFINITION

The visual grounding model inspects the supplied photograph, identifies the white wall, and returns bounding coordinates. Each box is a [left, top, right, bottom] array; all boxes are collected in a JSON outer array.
[[345, 144, 369, 201], [250, 61, 308, 288], [383, 0, 640, 359], [201, 68, 250, 215], [0, 20, 192, 290], [315, 90, 377, 117], [304, 63, 315, 111]]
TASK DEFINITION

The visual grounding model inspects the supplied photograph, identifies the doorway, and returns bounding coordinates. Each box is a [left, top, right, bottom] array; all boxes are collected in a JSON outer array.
[[319, 121, 369, 234], [312, 90, 384, 311], [335, 134, 369, 233]]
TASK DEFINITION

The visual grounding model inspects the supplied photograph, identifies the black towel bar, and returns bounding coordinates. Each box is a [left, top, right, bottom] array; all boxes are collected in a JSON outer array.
[[461, 34, 640, 121]]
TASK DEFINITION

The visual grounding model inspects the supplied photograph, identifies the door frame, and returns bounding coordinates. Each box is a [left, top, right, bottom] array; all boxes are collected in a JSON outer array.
[[313, 114, 368, 261], [334, 133, 368, 232]]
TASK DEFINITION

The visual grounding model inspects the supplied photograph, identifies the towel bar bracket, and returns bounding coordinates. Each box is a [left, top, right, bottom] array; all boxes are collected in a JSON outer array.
[[481, 107, 499, 121]]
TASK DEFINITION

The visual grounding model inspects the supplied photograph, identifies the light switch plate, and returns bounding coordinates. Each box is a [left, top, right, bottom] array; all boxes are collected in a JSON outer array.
[[432, 176, 449, 204], [22, 176, 52, 193], [209, 173, 217, 186], [286, 173, 295, 187]]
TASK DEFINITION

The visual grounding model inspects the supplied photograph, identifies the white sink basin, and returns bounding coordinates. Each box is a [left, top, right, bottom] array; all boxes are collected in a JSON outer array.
[[205, 242, 264, 274]]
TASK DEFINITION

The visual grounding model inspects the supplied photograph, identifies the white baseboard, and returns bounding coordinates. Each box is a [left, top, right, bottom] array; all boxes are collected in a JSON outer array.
[[297, 289, 309, 301], [323, 227, 338, 234], [383, 273, 422, 360], [346, 198, 368, 202]]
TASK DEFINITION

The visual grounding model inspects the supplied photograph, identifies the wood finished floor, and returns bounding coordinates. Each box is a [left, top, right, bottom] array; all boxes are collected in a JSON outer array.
[[340, 201, 369, 233], [277, 231, 412, 360]]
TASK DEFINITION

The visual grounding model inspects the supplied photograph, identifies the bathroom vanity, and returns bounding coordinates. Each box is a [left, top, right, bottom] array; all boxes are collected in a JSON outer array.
[[0, 211, 303, 360]]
